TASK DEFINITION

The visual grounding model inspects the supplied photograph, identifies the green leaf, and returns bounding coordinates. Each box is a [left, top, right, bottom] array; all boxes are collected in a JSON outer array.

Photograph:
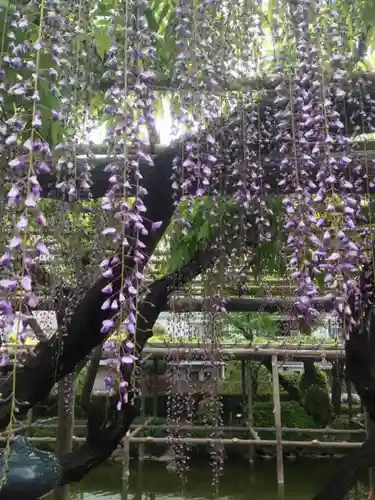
[[0, 0, 8, 7], [94, 25, 111, 59], [51, 120, 63, 147], [145, 7, 159, 33], [267, 0, 276, 27]]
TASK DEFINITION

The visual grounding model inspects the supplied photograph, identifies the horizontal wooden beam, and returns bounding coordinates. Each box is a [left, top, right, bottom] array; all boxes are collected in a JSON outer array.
[[128, 436, 361, 448], [133, 424, 364, 434], [7, 295, 336, 313], [11, 421, 363, 435], [1, 342, 344, 361], [169, 296, 336, 313], [140, 345, 344, 360], [0, 435, 362, 449]]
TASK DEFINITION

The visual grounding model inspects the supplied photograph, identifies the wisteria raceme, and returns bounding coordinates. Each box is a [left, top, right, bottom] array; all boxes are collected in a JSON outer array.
[[1, 0, 375, 470], [0, 1, 68, 347], [47, 0, 89, 201], [274, 0, 372, 332], [97, 0, 159, 409], [277, 0, 322, 322]]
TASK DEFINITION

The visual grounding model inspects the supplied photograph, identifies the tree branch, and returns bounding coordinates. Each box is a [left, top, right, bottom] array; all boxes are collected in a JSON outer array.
[[59, 245, 220, 484], [20, 303, 48, 342], [39, 89, 375, 201], [0, 146, 176, 428], [312, 437, 375, 500], [79, 345, 103, 416], [313, 262, 375, 499]]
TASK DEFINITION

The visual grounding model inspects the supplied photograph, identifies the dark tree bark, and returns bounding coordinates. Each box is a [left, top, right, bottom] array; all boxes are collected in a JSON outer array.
[[60, 245, 221, 484], [312, 436, 375, 500], [79, 345, 103, 419], [312, 263, 375, 499], [39, 91, 375, 200], [1, 87, 374, 493], [0, 146, 177, 428]]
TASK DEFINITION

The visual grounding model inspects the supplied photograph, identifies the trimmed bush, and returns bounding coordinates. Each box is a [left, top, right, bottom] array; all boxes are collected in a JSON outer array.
[[299, 362, 328, 394], [253, 401, 314, 429], [303, 384, 333, 427], [280, 371, 301, 389]]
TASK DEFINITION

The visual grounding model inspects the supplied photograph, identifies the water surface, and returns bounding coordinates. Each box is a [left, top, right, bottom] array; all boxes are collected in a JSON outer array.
[[54, 459, 368, 500]]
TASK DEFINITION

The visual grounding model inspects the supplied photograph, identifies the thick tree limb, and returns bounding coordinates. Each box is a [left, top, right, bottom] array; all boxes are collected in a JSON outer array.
[[312, 264, 375, 500], [59, 246, 220, 484], [19, 303, 48, 342], [0, 146, 176, 429], [312, 436, 375, 500], [79, 345, 103, 416], [39, 90, 375, 201]]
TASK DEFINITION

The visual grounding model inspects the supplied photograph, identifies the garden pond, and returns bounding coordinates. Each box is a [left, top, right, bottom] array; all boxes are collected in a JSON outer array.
[[46, 459, 368, 499]]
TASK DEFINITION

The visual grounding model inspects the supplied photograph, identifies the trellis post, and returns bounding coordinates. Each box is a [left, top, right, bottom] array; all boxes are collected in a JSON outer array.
[[365, 411, 375, 495], [54, 374, 76, 500], [271, 355, 284, 487], [245, 361, 255, 465], [138, 366, 146, 462], [121, 431, 130, 500], [152, 359, 158, 417]]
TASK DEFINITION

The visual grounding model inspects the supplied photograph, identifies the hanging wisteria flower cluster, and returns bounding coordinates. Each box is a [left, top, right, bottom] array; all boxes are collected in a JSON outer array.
[[0, 0, 66, 345], [0, 0, 375, 486], [98, 0, 159, 407], [277, 0, 371, 333]]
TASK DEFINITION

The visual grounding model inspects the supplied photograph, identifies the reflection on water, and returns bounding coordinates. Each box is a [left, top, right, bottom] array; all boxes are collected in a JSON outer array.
[[47, 460, 368, 500]]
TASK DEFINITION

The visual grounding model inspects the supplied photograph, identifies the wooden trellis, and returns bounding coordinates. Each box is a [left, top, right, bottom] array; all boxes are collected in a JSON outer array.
[[2, 341, 358, 488]]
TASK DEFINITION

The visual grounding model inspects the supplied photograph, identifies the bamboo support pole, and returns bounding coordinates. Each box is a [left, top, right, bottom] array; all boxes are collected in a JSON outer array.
[[241, 361, 246, 401], [130, 418, 154, 438], [170, 296, 335, 313], [140, 346, 345, 360], [54, 374, 75, 500], [0, 346, 346, 365], [272, 355, 284, 486], [2, 342, 346, 360], [131, 424, 364, 434], [0, 435, 363, 448], [128, 437, 361, 448], [365, 411, 375, 495], [96, 69, 375, 93], [152, 359, 158, 418], [8, 421, 364, 435], [245, 361, 255, 464], [138, 368, 146, 462], [68, 136, 375, 158], [122, 431, 130, 500]]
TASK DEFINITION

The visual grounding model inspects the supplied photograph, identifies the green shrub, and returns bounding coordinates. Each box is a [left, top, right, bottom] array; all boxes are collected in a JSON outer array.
[[299, 363, 328, 394], [280, 371, 301, 392], [331, 414, 364, 430], [219, 361, 242, 394], [253, 401, 314, 429], [255, 364, 272, 396], [303, 384, 333, 427], [195, 397, 223, 424]]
